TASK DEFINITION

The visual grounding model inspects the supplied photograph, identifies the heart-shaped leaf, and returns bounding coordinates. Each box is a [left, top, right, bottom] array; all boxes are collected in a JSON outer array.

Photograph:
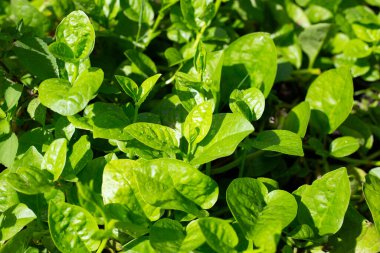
[[39, 68, 104, 116]]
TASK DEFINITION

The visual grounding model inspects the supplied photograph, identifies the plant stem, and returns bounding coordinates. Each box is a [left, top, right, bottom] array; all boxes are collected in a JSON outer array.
[[135, 0, 145, 47], [367, 150, 380, 160], [96, 238, 108, 253], [142, 10, 165, 48], [192, 25, 207, 50], [206, 162, 211, 176], [238, 149, 247, 177], [133, 104, 139, 123], [212, 150, 264, 175]]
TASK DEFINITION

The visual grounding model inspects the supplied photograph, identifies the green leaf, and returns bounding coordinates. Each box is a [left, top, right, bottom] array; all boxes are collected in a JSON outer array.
[[6, 166, 53, 194], [49, 10, 95, 61], [84, 102, 132, 140], [2, 82, 22, 111], [115, 75, 139, 102], [203, 50, 224, 107], [223, 33, 277, 98], [137, 74, 162, 106], [102, 160, 159, 236], [11, 146, 43, 171], [13, 37, 59, 80], [330, 136, 360, 158], [299, 23, 331, 68], [125, 122, 179, 153], [27, 98, 46, 126], [152, 94, 188, 131], [334, 54, 371, 78], [122, 237, 156, 252], [229, 87, 265, 121], [0, 203, 36, 241], [125, 50, 157, 77], [0, 170, 19, 212], [305, 68, 354, 134], [55, 116, 76, 140], [18, 127, 53, 154], [48, 42, 75, 62], [251, 130, 304, 156], [39, 68, 104, 116], [133, 158, 218, 217], [10, 0, 50, 35], [298, 167, 351, 236], [329, 205, 380, 253], [150, 218, 185, 253], [0, 230, 33, 253], [226, 178, 297, 252], [62, 135, 93, 179], [48, 201, 100, 252], [191, 113, 254, 165], [197, 217, 239, 253], [352, 23, 380, 43], [174, 73, 205, 112], [0, 133, 18, 167], [180, 0, 215, 30], [343, 39, 372, 58], [283, 101, 310, 138], [364, 0, 380, 7], [363, 167, 380, 234], [183, 100, 213, 147], [124, 0, 154, 25], [164, 47, 184, 67], [180, 220, 206, 252], [0, 120, 10, 138], [41, 138, 67, 181]]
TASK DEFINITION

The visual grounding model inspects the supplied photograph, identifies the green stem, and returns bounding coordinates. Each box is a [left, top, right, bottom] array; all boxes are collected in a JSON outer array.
[[133, 104, 139, 123], [135, 0, 145, 47], [367, 150, 380, 160], [206, 162, 211, 176], [238, 149, 247, 177], [142, 10, 165, 48], [192, 25, 207, 50], [212, 150, 264, 175], [334, 156, 380, 166], [96, 238, 108, 253]]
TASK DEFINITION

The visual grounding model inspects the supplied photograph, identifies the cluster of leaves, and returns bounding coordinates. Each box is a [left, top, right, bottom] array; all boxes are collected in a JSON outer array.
[[1, 0, 380, 252]]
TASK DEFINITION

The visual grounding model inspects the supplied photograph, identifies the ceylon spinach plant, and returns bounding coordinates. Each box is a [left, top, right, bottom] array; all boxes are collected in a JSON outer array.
[[1, 0, 380, 252]]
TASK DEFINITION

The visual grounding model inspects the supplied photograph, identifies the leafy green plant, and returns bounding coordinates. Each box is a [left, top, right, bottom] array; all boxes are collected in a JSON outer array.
[[1, 0, 380, 252]]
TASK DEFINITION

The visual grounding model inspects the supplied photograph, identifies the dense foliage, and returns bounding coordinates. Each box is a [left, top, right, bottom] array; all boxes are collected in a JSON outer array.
[[1, 0, 380, 252]]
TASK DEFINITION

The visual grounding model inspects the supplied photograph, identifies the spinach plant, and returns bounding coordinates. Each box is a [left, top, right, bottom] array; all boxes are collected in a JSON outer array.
[[1, 0, 380, 252]]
